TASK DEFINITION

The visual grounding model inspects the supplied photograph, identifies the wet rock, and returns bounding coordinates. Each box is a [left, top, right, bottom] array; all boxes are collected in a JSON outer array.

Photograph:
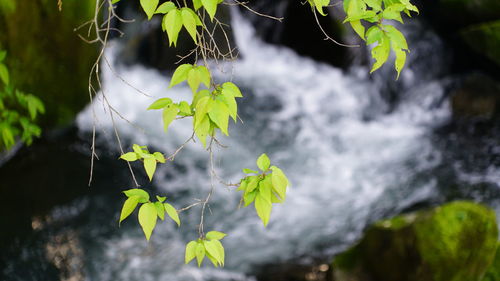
[[450, 73, 500, 119], [332, 201, 498, 281]]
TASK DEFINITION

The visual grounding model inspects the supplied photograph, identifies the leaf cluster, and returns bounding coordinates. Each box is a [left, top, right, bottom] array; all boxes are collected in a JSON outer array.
[[342, 0, 418, 78], [237, 154, 289, 226], [185, 231, 226, 267], [120, 144, 166, 181], [119, 188, 181, 240], [0, 50, 45, 150]]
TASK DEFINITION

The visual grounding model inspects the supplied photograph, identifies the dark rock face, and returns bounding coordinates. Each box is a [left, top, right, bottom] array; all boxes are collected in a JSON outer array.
[[461, 21, 500, 68], [450, 73, 500, 119], [0, 0, 97, 127], [332, 201, 499, 281]]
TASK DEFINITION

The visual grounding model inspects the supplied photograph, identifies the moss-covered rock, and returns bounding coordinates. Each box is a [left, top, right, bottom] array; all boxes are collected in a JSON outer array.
[[0, 0, 97, 127], [332, 201, 499, 281], [461, 20, 500, 68], [482, 244, 500, 281]]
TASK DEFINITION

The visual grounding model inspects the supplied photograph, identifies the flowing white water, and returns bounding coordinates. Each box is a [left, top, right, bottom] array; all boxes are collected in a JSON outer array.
[[76, 12, 456, 281]]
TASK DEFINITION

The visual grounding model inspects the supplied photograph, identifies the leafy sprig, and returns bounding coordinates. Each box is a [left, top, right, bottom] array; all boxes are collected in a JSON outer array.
[[120, 144, 166, 181], [185, 231, 226, 267]]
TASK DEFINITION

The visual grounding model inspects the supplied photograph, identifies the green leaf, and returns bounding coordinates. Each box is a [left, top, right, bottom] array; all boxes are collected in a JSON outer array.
[[119, 195, 140, 225], [153, 152, 166, 163], [123, 188, 150, 203], [120, 152, 139, 161], [0, 64, 9, 85], [144, 157, 157, 181], [270, 166, 288, 199], [350, 20, 366, 40], [237, 178, 248, 192], [256, 153, 270, 171], [140, 0, 159, 20], [195, 241, 206, 267], [162, 104, 179, 132], [178, 101, 192, 115], [111, 0, 121, 4], [181, 8, 198, 42], [205, 252, 220, 267], [211, 239, 225, 265], [154, 201, 165, 220], [148, 98, 173, 110], [192, 89, 210, 110], [221, 82, 243, 98], [363, 0, 382, 11], [204, 240, 222, 265], [194, 115, 210, 148], [370, 35, 390, 73], [366, 25, 383, 45], [187, 68, 202, 93], [170, 64, 192, 87], [1, 125, 15, 149], [382, 3, 405, 23], [155, 1, 175, 14], [156, 195, 167, 203], [138, 203, 158, 241], [0, 51, 6, 62], [394, 48, 407, 80], [255, 193, 272, 226], [208, 100, 230, 135], [206, 231, 226, 240], [217, 94, 237, 122], [383, 24, 408, 50], [243, 168, 259, 174], [164, 9, 183, 46], [258, 176, 273, 203], [244, 190, 257, 207], [185, 240, 197, 264], [193, 0, 202, 10], [196, 66, 211, 88], [200, 0, 218, 20], [399, 0, 418, 13], [164, 203, 180, 226], [194, 96, 213, 128], [246, 176, 260, 193]]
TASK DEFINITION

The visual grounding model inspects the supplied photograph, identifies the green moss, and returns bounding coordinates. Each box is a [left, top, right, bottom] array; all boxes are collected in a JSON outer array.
[[332, 201, 499, 281], [482, 244, 500, 281], [0, 0, 97, 127], [461, 20, 500, 68]]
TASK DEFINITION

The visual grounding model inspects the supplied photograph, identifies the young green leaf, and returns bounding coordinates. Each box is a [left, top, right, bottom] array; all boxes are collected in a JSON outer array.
[[194, 96, 213, 128], [208, 100, 230, 135], [140, 0, 159, 20], [153, 152, 166, 163], [170, 64, 192, 87], [256, 153, 271, 171], [243, 168, 259, 174], [196, 66, 211, 88], [350, 20, 366, 40], [187, 68, 202, 93], [259, 176, 273, 203], [221, 82, 243, 98], [366, 25, 383, 45], [394, 48, 407, 80], [246, 176, 260, 193], [120, 152, 139, 161], [148, 98, 173, 110], [185, 240, 197, 264], [206, 231, 226, 240], [164, 203, 181, 226], [138, 202, 158, 241], [192, 0, 202, 10], [205, 252, 220, 267], [370, 35, 390, 73], [194, 115, 210, 148], [384, 24, 408, 50], [195, 241, 206, 267], [156, 195, 167, 203], [144, 157, 157, 181], [270, 166, 288, 199], [244, 190, 257, 206], [204, 240, 222, 265], [119, 195, 140, 225], [211, 239, 225, 266], [217, 94, 237, 122], [0, 51, 6, 62], [155, 1, 175, 14], [164, 9, 183, 46], [382, 3, 405, 23], [255, 193, 272, 226], [178, 101, 192, 115], [162, 104, 179, 132], [200, 0, 218, 20], [154, 201, 165, 220], [123, 188, 150, 203], [363, 0, 382, 11], [181, 8, 198, 42]]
